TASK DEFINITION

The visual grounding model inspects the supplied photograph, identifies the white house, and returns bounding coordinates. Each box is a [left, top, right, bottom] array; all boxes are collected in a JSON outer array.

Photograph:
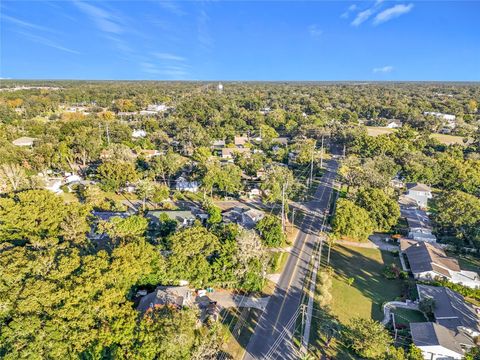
[[139, 104, 169, 116], [401, 240, 480, 289], [132, 129, 147, 138], [44, 178, 63, 194], [175, 177, 199, 193], [410, 322, 470, 360], [424, 112, 456, 122], [385, 119, 403, 128], [12, 136, 37, 147], [405, 183, 432, 208]]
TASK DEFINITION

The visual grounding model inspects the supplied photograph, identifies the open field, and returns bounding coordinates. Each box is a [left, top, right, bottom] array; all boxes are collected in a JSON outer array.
[[328, 245, 404, 322], [366, 126, 396, 136], [430, 133, 472, 145]]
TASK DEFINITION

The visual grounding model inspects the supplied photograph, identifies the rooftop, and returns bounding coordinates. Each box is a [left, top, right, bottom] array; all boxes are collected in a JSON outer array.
[[410, 322, 471, 355]]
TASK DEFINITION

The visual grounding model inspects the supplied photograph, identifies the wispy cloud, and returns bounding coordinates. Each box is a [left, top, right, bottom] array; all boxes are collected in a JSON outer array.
[[16, 31, 80, 54], [308, 24, 323, 37], [373, 65, 394, 73], [373, 3, 414, 25], [2, 14, 53, 32], [140, 62, 188, 78], [157, 0, 185, 16], [197, 9, 213, 51], [351, 9, 375, 26], [153, 52, 186, 62], [73, 1, 124, 34], [341, 4, 357, 19]]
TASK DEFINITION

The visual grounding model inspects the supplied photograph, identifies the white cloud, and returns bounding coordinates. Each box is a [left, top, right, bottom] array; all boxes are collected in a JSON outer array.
[[308, 24, 323, 37], [373, 3, 414, 25], [157, 1, 185, 16], [351, 9, 374, 26], [16, 31, 80, 54], [2, 14, 53, 32], [73, 1, 124, 34], [373, 65, 394, 73], [341, 4, 357, 19], [153, 52, 186, 62]]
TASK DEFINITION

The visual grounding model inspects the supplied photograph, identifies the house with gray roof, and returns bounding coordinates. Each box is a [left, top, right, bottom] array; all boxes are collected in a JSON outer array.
[[137, 286, 193, 312], [417, 285, 480, 338], [405, 183, 432, 209], [146, 210, 196, 227], [410, 322, 473, 360], [401, 240, 480, 289]]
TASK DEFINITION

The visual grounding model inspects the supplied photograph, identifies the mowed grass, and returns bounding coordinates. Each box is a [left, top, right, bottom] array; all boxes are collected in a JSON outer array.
[[328, 245, 403, 322], [430, 133, 472, 146], [391, 308, 426, 326], [366, 126, 396, 136]]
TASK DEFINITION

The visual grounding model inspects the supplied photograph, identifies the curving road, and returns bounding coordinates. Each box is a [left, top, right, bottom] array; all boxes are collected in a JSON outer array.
[[243, 158, 339, 360]]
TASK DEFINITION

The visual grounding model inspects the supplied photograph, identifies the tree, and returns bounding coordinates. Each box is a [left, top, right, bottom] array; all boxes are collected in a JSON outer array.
[[132, 306, 199, 360], [135, 178, 156, 211], [260, 165, 295, 204], [206, 204, 222, 226], [433, 190, 480, 247], [99, 215, 148, 245], [149, 150, 186, 185], [167, 226, 220, 287], [0, 163, 28, 193], [356, 188, 400, 232], [419, 297, 435, 317], [0, 190, 89, 248], [332, 199, 374, 241], [407, 344, 425, 360], [343, 317, 392, 359], [256, 215, 286, 247], [97, 160, 138, 192]]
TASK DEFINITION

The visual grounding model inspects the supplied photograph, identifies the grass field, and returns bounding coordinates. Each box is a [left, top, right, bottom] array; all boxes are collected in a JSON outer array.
[[327, 245, 404, 322], [366, 126, 395, 136], [430, 133, 472, 145]]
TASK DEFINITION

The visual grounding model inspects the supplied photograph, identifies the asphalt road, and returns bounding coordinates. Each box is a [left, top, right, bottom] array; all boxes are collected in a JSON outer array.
[[243, 159, 339, 360]]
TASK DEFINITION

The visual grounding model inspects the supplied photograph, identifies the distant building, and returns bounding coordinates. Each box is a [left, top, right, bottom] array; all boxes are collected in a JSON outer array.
[[220, 147, 251, 160], [140, 104, 169, 116], [400, 240, 480, 288], [234, 135, 249, 148], [175, 177, 199, 193], [222, 206, 265, 229], [146, 210, 196, 227], [44, 178, 63, 194], [217, 83, 223, 92], [132, 129, 147, 138], [12, 136, 37, 147], [424, 112, 456, 122], [385, 119, 403, 128], [211, 140, 226, 149], [405, 183, 432, 209]]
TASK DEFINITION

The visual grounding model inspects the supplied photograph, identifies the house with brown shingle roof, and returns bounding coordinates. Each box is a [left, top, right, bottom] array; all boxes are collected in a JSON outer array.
[[400, 239, 480, 289]]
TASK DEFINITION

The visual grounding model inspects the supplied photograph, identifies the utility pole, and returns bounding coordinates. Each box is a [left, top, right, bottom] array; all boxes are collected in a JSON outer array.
[[291, 208, 296, 228], [343, 143, 346, 158], [320, 134, 324, 169], [281, 183, 285, 231], [106, 122, 110, 145], [309, 140, 316, 187]]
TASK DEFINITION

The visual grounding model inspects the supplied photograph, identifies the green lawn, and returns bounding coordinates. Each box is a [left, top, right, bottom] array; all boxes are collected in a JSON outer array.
[[391, 308, 426, 326], [327, 245, 404, 322]]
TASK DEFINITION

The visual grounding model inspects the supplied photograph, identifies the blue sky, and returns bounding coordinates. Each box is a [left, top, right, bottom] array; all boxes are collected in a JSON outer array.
[[1, 1, 479, 80]]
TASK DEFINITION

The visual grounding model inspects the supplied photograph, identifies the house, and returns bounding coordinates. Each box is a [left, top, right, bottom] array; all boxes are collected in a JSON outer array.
[[234, 135, 249, 148], [410, 322, 472, 360], [417, 285, 480, 338], [220, 147, 251, 160], [401, 208, 436, 242], [272, 137, 289, 146], [137, 149, 161, 158], [175, 177, 199, 193], [132, 129, 147, 138], [211, 140, 226, 149], [405, 183, 432, 208], [222, 206, 265, 230], [12, 136, 37, 147], [400, 240, 480, 288], [137, 286, 193, 312], [259, 107, 271, 115], [44, 178, 63, 194], [247, 188, 261, 199], [385, 119, 403, 128], [390, 178, 405, 189], [424, 112, 456, 122], [146, 210, 196, 227], [89, 211, 132, 240], [139, 104, 169, 116]]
